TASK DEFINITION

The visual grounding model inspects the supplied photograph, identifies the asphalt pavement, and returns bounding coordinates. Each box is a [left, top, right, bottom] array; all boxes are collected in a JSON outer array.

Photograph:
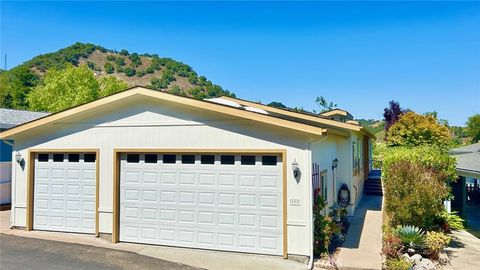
[[0, 234, 203, 270]]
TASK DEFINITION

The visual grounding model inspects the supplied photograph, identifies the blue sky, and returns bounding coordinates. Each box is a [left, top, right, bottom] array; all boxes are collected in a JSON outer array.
[[1, 1, 479, 126]]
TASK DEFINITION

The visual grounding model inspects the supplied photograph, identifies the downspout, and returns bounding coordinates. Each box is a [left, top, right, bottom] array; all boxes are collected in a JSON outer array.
[[307, 135, 328, 270], [2, 139, 15, 228]]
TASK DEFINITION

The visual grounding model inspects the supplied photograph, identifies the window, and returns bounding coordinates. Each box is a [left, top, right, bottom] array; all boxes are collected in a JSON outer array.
[[320, 172, 328, 201], [84, 153, 96, 163], [221, 155, 235, 165], [38, 154, 49, 162], [127, 154, 139, 163], [201, 155, 215, 164], [262, 156, 277, 166], [182, 155, 195, 164], [241, 155, 255, 165], [68, 154, 80, 162], [53, 154, 64, 162], [163, 154, 176, 164], [145, 154, 157, 163]]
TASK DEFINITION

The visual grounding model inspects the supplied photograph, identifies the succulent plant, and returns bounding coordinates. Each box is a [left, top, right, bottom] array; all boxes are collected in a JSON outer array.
[[394, 225, 425, 250]]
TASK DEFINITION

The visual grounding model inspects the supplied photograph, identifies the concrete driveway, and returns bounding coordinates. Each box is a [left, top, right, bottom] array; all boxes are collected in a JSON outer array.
[[0, 234, 201, 270]]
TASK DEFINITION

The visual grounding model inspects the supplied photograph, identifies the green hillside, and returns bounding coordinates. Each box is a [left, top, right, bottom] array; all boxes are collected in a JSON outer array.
[[0, 42, 234, 111]]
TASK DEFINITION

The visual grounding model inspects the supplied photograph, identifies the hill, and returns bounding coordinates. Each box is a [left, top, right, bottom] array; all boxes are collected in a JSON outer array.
[[0, 42, 234, 111]]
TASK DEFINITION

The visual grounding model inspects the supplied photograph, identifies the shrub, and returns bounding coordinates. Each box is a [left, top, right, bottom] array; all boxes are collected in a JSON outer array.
[[145, 66, 155, 74], [383, 232, 404, 259], [394, 225, 425, 250], [106, 55, 116, 61], [119, 49, 129, 56], [115, 57, 126, 67], [168, 85, 186, 96], [439, 211, 465, 231], [313, 189, 340, 256], [124, 67, 136, 77], [136, 70, 146, 77], [382, 146, 456, 229], [385, 258, 412, 270], [104, 62, 114, 74], [386, 111, 452, 148], [425, 231, 451, 259], [129, 53, 142, 67]]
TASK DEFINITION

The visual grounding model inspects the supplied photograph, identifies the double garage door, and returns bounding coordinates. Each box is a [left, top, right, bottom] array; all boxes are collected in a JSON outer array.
[[32, 151, 283, 255], [119, 152, 284, 255], [33, 152, 96, 234]]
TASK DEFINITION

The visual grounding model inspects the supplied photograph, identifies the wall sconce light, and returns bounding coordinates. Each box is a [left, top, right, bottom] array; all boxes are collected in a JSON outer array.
[[332, 158, 339, 170], [15, 151, 23, 164], [292, 159, 300, 179]]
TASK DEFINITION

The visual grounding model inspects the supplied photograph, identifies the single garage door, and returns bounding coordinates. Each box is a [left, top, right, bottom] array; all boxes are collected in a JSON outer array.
[[34, 152, 96, 234], [119, 152, 283, 255]]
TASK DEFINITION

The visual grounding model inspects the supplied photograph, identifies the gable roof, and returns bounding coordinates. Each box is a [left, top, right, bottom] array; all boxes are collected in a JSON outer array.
[[219, 96, 376, 139], [451, 143, 480, 177], [0, 108, 49, 129], [0, 86, 327, 139]]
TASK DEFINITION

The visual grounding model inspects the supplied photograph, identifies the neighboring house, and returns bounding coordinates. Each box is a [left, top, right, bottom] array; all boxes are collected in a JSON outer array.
[[0, 86, 374, 258], [450, 143, 480, 227], [0, 108, 49, 205]]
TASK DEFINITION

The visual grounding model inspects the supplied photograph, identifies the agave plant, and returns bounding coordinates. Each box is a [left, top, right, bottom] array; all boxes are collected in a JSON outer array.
[[394, 225, 425, 250]]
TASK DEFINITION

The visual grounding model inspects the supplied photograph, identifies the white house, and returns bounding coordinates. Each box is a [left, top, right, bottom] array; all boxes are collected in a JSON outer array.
[[0, 86, 374, 259]]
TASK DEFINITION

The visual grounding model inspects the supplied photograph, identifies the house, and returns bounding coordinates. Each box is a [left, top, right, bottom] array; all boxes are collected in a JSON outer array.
[[0, 86, 374, 259], [450, 143, 480, 233], [0, 108, 49, 206]]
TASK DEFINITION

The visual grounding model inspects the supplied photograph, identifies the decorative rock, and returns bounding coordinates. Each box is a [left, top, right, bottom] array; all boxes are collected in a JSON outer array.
[[438, 253, 449, 266], [413, 258, 435, 270], [411, 254, 423, 264], [401, 253, 412, 262], [313, 259, 335, 269]]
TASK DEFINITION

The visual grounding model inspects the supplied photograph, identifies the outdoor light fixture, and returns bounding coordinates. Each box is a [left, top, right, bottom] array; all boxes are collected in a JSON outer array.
[[332, 158, 339, 170], [292, 159, 300, 179], [15, 152, 23, 164]]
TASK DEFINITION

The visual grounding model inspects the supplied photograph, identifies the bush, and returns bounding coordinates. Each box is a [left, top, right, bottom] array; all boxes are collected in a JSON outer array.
[[106, 55, 116, 61], [394, 225, 425, 250], [383, 232, 404, 259], [119, 49, 129, 56], [136, 70, 146, 77], [425, 231, 450, 259], [115, 57, 126, 67], [104, 62, 114, 74], [124, 67, 136, 77], [168, 85, 186, 96], [439, 211, 465, 231], [386, 111, 452, 148], [145, 66, 155, 74], [385, 258, 412, 270], [313, 189, 340, 256], [129, 53, 142, 67], [382, 146, 456, 229]]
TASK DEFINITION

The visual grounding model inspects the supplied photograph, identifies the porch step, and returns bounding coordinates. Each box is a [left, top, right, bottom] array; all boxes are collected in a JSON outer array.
[[364, 170, 383, 196]]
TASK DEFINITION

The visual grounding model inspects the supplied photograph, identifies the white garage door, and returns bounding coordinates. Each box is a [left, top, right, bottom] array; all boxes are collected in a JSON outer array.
[[34, 152, 96, 234], [119, 153, 283, 255]]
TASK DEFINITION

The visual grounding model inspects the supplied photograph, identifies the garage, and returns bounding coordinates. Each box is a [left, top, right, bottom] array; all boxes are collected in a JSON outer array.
[[33, 152, 97, 234], [118, 152, 284, 255]]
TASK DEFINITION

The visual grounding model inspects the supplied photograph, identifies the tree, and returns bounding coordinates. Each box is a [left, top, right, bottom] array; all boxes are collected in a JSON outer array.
[[466, 114, 480, 143], [383, 100, 404, 131], [104, 62, 114, 74], [28, 65, 99, 112], [98, 76, 129, 97], [268, 101, 287, 109], [315, 96, 336, 113], [386, 111, 452, 148], [123, 67, 136, 77]]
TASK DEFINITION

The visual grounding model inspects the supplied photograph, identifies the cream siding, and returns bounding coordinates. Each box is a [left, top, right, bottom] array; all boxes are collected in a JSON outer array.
[[10, 98, 318, 256]]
